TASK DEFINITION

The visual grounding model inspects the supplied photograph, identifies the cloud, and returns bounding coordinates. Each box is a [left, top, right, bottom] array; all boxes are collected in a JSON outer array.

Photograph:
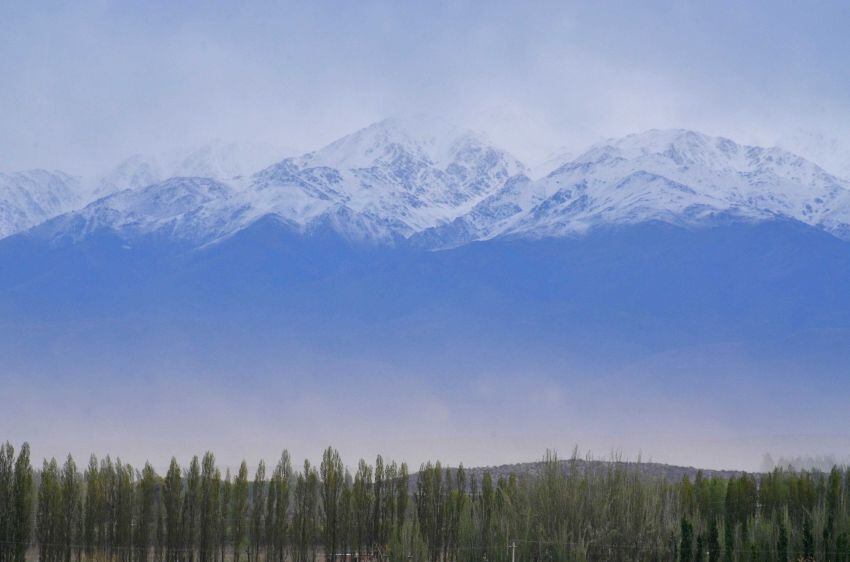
[[1, 0, 849, 175]]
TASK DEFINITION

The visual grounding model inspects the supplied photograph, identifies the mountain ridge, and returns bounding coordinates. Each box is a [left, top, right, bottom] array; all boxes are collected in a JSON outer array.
[[4, 122, 850, 250]]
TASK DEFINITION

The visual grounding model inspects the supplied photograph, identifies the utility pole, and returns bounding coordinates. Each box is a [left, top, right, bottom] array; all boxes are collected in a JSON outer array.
[[508, 541, 516, 562]]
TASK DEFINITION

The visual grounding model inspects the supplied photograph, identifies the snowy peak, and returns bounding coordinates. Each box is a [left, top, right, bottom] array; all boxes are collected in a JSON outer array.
[[7, 122, 850, 249], [567, 129, 752, 174], [297, 116, 525, 185], [493, 129, 850, 240], [247, 116, 526, 238], [0, 170, 81, 238], [298, 116, 499, 169], [569, 129, 839, 183], [94, 140, 291, 197], [37, 177, 241, 244]]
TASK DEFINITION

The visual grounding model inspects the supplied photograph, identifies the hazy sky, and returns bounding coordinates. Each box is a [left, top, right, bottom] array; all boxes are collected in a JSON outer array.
[[2, 0, 850, 175], [3, 1, 850, 471]]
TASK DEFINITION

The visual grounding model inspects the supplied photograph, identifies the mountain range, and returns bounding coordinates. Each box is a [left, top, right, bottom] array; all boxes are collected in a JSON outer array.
[[4, 116, 850, 469], [3, 117, 850, 375], [4, 117, 850, 251]]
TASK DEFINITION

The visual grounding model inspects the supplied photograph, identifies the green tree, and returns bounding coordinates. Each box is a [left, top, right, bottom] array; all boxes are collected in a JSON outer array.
[[320, 448, 344, 562], [233, 461, 250, 562], [82, 455, 100, 560], [339, 473, 353, 559], [250, 461, 266, 562], [0, 443, 14, 562], [707, 517, 720, 562], [163, 458, 183, 562], [777, 518, 788, 562], [267, 452, 291, 562], [679, 517, 693, 562], [220, 469, 232, 562], [415, 462, 445, 562], [396, 463, 408, 541], [199, 453, 220, 562], [114, 461, 135, 562], [183, 457, 201, 562], [372, 456, 384, 556], [293, 460, 318, 562], [37, 458, 61, 562], [352, 459, 373, 558], [802, 515, 814, 560], [59, 455, 80, 562], [137, 463, 159, 562]]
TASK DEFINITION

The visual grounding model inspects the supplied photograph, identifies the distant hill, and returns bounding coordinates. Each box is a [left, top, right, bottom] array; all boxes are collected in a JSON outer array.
[[412, 457, 746, 491]]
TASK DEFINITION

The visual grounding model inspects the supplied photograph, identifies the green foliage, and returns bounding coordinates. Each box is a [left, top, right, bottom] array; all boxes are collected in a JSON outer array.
[[5, 443, 850, 562], [320, 448, 343, 561], [232, 461, 249, 562], [0, 443, 16, 562], [680, 517, 693, 562]]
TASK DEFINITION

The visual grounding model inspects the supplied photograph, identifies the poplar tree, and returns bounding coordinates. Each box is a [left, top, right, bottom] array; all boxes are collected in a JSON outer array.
[[11, 444, 32, 562], [679, 517, 693, 562], [339, 472, 353, 559], [250, 461, 266, 562], [183, 457, 201, 562], [83, 455, 100, 559], [372, 455, 384, 556], [163, 458, 183, 562], [353, 460, 374, 557], [37, 458, 61, 562], [723, 477, 736, 562], [320, 448, 343, 562], [396, 463, 408, 541], [777, 518, 789, 562], [266, 468, 278, 562], [12, 445, 850, 562], [306, 463, 319, 562], [232, 462, 249, 562], [802, 515, 814, 560], [707, 518, 720, 562], [59, 455, 80, 562], [199, 453, 220, 562], [265, 453, 294, 562], [98, 457, 116, 558], [219, 469, 231, 562], [415, 462, 445, 562], [137, 463, 159, 562], [114, 461, 135, 562], [293, 461, 318, 562], [381, 461, 398, 544], [0, 443, 14, 562]]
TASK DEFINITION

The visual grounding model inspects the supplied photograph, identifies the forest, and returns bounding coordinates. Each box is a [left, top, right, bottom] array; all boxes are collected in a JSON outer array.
[[1, 443, 849, 562]]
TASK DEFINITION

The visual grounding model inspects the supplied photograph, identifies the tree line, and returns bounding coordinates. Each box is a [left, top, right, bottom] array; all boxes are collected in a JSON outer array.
[[2, 442, 850, 562]]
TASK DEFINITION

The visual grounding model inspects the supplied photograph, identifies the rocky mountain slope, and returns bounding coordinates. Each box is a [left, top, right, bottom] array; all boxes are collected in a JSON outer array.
[[6, 121, 850, 250], [0, 170, 81, 238]]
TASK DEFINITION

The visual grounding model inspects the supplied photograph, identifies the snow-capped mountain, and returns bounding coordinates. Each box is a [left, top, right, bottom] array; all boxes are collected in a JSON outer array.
[[12, 123, 850, 251], [423, 129, 850, 245], [6, 122, 850, 381], [38, 177, 243, 245], [93, 140, 291, 198], [31, 118, 526, 245], [0, 170, 82, 238], [245, 116, 527, 240], [1, 139, 295, 241]]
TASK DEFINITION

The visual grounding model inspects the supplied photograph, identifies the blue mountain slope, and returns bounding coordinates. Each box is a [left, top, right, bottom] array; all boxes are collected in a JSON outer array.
[[2, 218, 850, 379]]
